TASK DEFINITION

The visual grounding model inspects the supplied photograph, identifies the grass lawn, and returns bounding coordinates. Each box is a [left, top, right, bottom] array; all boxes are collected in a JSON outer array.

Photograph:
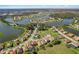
[[70, 48, 79, 54], [0, 32, 4, 38], [38, 42, 77, 54], [38, 28, 59, 38]]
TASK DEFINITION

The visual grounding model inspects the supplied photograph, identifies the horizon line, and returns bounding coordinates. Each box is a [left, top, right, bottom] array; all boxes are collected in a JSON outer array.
[[0, 5, 79, 9]]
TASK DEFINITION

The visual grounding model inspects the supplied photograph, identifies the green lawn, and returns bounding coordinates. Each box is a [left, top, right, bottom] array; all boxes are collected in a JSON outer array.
[[38, 42, 77, 54], [38, 28, 59, 38], [70, 48, 79, 54], [0, 32, 4, 38]]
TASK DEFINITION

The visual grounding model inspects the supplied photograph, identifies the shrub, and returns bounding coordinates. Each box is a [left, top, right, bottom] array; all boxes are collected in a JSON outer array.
[[52, 40, 61, 45], [12, 42, 17, 47], [65, 44, 71, 48], [47, 43, 53, 47], [32, 51, 38, 54], [40, 45, 46, 50], [4, 42, 11, 48]]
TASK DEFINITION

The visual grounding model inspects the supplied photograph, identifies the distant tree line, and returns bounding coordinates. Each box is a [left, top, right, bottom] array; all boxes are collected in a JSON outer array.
[[49, 12, 79, 18]]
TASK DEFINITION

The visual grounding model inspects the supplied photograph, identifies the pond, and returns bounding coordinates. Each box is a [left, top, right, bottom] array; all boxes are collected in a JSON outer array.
[[47, 18, 74, 26], [0, 21, 24, 43], [5, 17, 31, 25]]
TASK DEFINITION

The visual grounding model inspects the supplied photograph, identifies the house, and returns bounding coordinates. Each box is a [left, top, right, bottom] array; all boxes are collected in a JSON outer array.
[[8, 50, 17, 54], [64, 39, 71, 43], [31, 40, 38, 46], [60, 29, 64, 32], [68, 42, 79, 48], [73, 36, 79, 41], [58, 35, 63, 39], [27, 45, 34, 52], [63, 31, 68, 34], [22, 46, 27, 52], [37, 40, 42, 46], [23, 44, 28, 51], [66, 33, 74, 37], [16, 48, 23, 54], [45, 34, 54, 41], [40, 39, 46, 45]]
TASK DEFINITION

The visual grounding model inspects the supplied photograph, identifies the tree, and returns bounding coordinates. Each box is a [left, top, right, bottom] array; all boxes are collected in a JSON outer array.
[[47, 42, 53, 47], [52, 40, 61, 45], [40, 45, 46, 50], [3, 42, 12, 48]]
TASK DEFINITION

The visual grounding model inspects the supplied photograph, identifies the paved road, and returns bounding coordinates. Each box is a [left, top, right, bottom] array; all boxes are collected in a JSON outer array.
[[0, 27, 38, 53], [29, 27, 38, 40], [53, 26, 79, 44]]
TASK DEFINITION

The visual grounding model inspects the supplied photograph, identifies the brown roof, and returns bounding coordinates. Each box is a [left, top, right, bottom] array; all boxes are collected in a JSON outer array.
[[69, 42, 79, 47], [66, 33, 74, 37], [73, 36, 79, 41], [31, 40, 38, 46], [64, 39, 71, 43], [9, 50, 17, 54]]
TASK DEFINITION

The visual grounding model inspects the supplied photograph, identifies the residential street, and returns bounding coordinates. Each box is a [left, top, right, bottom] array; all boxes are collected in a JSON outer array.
[[53, 26, 79, 44]]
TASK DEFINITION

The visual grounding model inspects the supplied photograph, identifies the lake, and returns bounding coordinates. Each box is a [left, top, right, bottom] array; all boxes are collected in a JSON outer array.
[[47, 18, 74, 26], [0, 21, 24, 43]]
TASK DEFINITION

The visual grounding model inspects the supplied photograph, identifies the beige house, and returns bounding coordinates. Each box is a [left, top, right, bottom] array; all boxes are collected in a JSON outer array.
[[66, 33, 74, 37], [73, 36, 79, 41]]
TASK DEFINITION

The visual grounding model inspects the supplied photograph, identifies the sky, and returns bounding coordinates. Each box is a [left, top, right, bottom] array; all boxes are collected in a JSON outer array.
[[0, 5, 79, 9]]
